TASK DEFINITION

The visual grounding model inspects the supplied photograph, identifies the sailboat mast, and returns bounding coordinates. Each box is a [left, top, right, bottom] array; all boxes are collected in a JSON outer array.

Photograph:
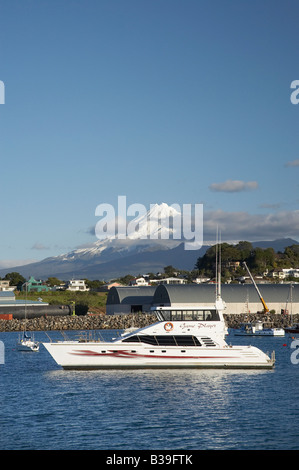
[[218, 231, 221, 299]]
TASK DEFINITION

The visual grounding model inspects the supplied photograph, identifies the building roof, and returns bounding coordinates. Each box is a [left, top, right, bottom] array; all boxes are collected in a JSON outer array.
[[106, 283, 299, 308], [0, 291, 15, 302], [153, 283, 299, 305], [0, 290, 48, 306], [106, 286, 157, 305]]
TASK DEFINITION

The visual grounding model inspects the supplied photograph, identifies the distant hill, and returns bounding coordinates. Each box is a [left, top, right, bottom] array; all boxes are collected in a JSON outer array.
[[0, 237, 298, 281], [251, 238, 299, 252]]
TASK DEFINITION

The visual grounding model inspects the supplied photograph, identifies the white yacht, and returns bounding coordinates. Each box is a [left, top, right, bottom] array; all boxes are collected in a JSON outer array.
[[42, 296, 275, 370]]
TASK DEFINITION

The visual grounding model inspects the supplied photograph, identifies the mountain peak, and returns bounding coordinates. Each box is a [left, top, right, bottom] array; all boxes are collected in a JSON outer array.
[[126, 202, 182, 240]]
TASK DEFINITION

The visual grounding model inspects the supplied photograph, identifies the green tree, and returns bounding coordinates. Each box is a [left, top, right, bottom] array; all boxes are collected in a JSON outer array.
[[164, 265, 177, 277], [46, 277, 62, 287], [4, 272, 26, 289]]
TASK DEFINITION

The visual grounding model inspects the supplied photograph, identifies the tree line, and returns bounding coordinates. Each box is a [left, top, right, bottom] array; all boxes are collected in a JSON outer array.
[[195, 241, 299, 281]]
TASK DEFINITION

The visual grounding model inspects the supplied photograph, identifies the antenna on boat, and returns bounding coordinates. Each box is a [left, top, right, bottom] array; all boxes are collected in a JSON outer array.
[[215, 226, 221, 301], [218, 230, 221, 299]]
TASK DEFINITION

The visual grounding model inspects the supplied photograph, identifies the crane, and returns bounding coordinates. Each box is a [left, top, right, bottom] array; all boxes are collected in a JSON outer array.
[[243, 261, 269, 313]]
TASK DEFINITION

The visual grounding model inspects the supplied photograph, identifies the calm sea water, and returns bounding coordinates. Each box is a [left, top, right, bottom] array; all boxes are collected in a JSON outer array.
[[0, 329, 298, 450]]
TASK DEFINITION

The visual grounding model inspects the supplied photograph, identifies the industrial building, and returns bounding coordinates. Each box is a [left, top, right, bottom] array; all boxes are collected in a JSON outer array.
[[106, 286, 157, 315], [0, 290, 72, 319], [106, 283, 299, 316]]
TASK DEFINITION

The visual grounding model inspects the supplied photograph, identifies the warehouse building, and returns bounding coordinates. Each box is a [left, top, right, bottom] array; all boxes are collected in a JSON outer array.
[[106, 286, 157, 315], [106, 284, 299, 315]]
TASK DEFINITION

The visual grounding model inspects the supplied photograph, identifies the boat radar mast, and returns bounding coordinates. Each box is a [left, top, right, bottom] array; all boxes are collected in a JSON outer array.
[[243, 261, 269, 313], [215, 229, 222, 301]]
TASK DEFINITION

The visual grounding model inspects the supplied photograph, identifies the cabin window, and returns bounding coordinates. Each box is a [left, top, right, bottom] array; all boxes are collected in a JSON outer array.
[[122, 335, 201, 346]]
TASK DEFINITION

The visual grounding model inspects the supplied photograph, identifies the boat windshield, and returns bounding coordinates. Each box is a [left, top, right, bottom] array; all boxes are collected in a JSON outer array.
[[157, 309, 220, 322]]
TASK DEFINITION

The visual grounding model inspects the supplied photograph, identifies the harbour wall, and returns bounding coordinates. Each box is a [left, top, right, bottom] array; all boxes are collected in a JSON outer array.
[[0, 313, 297, 332]]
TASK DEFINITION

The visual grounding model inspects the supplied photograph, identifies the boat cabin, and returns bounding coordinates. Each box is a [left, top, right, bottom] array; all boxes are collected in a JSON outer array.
[[152, 306, 221, 322]]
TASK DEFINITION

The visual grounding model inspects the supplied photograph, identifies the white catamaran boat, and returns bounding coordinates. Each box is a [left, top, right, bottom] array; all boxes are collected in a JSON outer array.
[[42, 296, 275, 370]]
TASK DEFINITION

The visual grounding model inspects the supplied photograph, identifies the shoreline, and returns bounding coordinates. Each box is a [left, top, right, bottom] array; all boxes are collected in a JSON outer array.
[[0, 312, 297, 332]]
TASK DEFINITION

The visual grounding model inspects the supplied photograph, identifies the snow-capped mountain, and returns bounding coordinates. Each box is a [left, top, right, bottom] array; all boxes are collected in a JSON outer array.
[[55, 202, 183, 263], [0, 203, 203, 279]]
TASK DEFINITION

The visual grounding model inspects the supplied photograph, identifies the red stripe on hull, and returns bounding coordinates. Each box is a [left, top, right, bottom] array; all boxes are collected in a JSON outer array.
[[69, 349, 235, 360]]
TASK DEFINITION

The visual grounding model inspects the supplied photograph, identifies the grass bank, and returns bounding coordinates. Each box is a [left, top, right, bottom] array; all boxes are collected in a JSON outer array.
[[15, 290, 108, 313]]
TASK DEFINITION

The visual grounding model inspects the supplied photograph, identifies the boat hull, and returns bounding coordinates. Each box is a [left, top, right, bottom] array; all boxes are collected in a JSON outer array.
[[42, 342, 275, 370]]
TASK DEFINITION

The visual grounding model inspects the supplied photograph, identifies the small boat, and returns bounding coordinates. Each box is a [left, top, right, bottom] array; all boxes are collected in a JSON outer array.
[[234, 321, 285, 337], [16, 282, 39, 352], [17, 332, 39, 352], [285, 324, 299, 334], [284, 285, 299, 334]]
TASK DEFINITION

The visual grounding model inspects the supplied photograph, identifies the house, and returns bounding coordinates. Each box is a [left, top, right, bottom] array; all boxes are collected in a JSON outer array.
[[22, 276, 51, 292], [129, 277, 149, 286], [0, 280, 15, 291], [150, 277, 187, 285], [224, 261, 240, 271], [282, 268, 299, 278], [66, 279, 89, 291], [194, 276, 211, 284]]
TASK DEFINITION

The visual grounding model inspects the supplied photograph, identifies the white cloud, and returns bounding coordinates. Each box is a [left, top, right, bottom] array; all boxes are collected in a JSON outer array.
[[31, 242, 50, 250], [209, 179, 259, 192], [203, 209, 299, 242], [285, 159, 299, 167], [0, 259, 37, 269]]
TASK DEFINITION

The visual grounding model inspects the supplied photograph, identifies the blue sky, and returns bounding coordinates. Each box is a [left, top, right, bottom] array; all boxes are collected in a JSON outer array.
[[0, 0, 299, 268]]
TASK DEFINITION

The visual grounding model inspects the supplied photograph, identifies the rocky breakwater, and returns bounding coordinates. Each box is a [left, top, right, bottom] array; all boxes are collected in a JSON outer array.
[[0, 312, 297, 333], [224, 313, 299, 329], [0, 313, 157, 332]]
